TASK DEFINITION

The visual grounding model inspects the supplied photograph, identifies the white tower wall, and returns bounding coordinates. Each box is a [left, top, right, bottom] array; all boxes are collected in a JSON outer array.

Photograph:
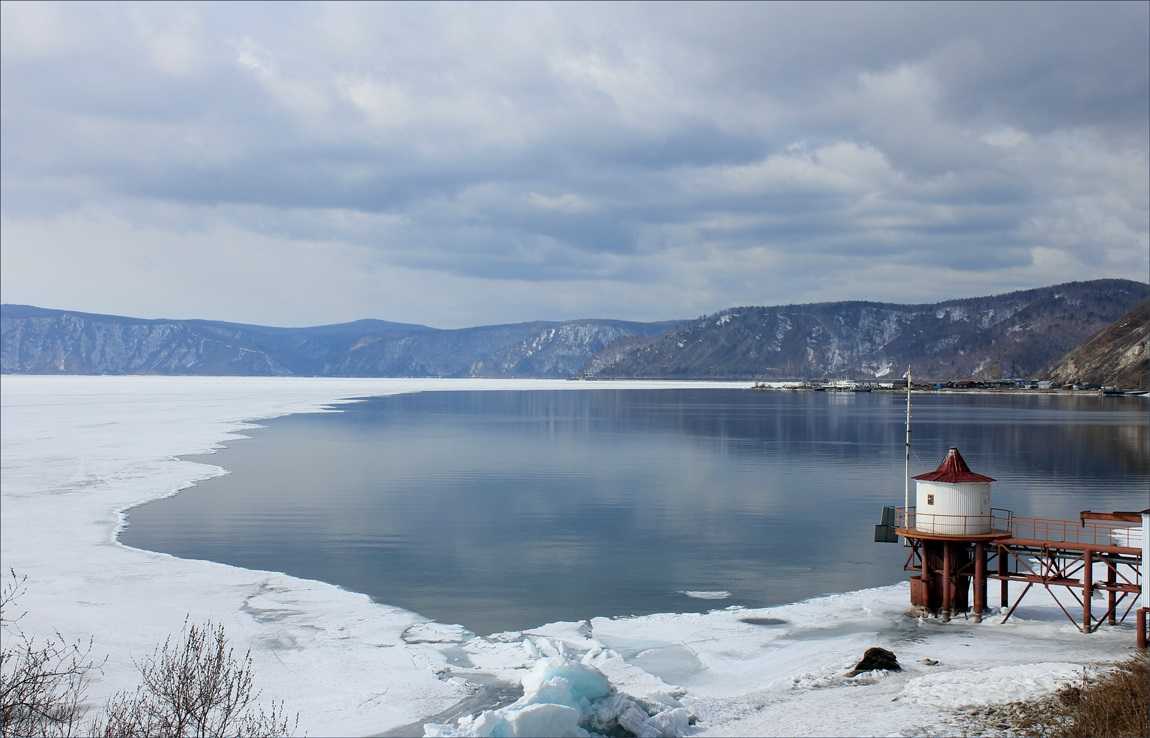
[[915, 480, 992, 535]]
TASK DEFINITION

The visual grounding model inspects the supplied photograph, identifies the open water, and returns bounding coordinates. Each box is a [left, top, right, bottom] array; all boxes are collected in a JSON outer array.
[[121, 389, 1150, 634]]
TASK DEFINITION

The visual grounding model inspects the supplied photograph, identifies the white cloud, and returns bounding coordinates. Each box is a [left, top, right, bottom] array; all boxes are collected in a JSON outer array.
[[0, 2, 72, 58], [130, 5, 205, 76], [688, 141, 898, 195], [233, 36, 331, 118], [526, 193, 597, 214], [981, 127, 1029, 149]]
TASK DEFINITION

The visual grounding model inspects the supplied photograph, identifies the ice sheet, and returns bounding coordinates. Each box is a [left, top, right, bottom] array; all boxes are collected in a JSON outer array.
[[425, 652, 691, 738], [1, 376, 1138, 737], [0, 376, 738, 735]]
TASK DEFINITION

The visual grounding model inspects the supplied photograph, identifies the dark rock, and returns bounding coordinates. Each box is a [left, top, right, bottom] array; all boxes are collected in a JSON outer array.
[[847, 647, 901, 676]]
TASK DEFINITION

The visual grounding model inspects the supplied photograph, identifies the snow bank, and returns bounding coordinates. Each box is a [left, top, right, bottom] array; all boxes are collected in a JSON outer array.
[[424, 581, 1137, 737], [898, 663, 1091, 709], [1, 376, 1140, 737]]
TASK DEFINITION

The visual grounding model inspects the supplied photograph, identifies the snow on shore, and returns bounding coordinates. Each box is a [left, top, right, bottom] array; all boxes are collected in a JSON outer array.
[[445, 584, 1134, 737], [0, 376, 1138, 737]]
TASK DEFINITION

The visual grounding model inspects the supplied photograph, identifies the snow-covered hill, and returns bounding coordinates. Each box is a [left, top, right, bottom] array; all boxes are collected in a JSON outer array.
[[590, 279, 1149, 380], [0, 305, 674, 378], [3, 279, 1146, 380]]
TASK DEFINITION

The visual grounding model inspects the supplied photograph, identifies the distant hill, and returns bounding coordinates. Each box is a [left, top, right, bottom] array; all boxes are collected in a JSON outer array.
[[0, 305, 675, 378], [1046, 299, 1150, 389], [586, 280, 1150, 380], [3, 279, 1146, 380]]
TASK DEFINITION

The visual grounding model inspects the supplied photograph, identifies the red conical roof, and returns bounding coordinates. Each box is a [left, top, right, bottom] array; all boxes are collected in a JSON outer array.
[[913, 447, 995, 484]]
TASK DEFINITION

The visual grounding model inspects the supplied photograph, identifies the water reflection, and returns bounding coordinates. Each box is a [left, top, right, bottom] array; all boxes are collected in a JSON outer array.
[[121, 390, 1149, 634]]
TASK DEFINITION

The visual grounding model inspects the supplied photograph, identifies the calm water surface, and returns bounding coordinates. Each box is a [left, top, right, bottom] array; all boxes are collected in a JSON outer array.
[[121, 390, 1150, 634]]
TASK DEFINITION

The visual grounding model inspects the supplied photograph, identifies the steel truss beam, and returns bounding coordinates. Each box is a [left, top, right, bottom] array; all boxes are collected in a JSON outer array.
[[992, 543, 1143, 632]]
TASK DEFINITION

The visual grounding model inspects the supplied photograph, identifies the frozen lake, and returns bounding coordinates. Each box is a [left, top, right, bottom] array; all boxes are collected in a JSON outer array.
[[121, 389, 1149, 635]]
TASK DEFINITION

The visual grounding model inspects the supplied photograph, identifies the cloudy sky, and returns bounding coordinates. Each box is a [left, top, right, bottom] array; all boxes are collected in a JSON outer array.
[[1, 1, 1147, 328]]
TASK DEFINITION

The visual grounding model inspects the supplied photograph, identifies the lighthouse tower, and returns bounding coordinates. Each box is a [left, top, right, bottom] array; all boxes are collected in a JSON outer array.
[[900, 448, 1007, 621], [913, 448, 995, 535]]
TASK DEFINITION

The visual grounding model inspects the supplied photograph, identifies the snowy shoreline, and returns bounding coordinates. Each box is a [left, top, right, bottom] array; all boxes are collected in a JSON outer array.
[[0, 376, 1138, 737]]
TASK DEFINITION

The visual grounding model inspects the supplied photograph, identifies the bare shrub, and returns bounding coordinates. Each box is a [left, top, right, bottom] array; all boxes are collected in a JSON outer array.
[[90, 618, 298, 738], [2, 571, 298, 737], [0, 569, 100, 738]]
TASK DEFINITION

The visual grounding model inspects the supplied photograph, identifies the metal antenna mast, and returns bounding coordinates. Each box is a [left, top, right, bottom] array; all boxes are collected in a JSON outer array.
[[904, 367, 912, 516]]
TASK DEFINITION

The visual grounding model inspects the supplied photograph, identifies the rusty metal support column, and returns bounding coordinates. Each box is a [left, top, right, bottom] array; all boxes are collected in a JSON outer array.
[[974, 542, 986, 622], [998, 545, 1009, 608], [942, 542, 952, 622], [1138, 608, 1148, 650], [1082, 549, 1093, 634], [1106, 555, 1116, 626]]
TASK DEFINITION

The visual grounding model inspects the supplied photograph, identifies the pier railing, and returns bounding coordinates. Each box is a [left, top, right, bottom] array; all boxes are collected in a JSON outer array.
[[896, 507, 1013, 536], [1006, 515, 1143, 549], [896, 507, 1143, 549]]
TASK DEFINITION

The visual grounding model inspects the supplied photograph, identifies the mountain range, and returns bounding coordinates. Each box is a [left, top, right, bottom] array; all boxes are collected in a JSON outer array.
[[593, 279, 1149, 380], [2, 279, 1147, 380], [0, 304, 674, 378]]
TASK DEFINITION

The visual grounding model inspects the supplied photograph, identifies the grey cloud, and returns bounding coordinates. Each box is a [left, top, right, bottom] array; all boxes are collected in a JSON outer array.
[[1, 1, 1146, 327]]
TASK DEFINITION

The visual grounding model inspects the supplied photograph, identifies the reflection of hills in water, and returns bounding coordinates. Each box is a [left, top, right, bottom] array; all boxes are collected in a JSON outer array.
[[119, 390, 1149, 635], [618, 391, 1146, 495]]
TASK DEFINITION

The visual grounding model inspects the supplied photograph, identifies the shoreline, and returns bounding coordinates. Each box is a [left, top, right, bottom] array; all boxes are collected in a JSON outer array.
[[1, 375, 1140, 736], [0, 376, 746, 735]]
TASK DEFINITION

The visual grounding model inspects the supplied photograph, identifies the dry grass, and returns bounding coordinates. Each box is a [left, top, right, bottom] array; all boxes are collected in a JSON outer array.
[[959, 654, 1149, 738], [1049, 654, 1149, 738]]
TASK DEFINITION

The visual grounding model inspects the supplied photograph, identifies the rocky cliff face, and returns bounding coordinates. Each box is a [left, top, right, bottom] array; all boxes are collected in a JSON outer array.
[[1046, 299, 1150, 389], [0, 305, 673, 378], [587, 280, 1149, 380]]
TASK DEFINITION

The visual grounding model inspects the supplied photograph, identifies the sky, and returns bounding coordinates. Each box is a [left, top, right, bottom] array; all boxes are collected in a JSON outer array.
[[1, 1, 1147, 328]]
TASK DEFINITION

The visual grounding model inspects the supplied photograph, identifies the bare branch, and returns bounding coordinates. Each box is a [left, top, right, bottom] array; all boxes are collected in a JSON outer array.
[[90, 618, 299, 737], [1, 571, 100, 738]]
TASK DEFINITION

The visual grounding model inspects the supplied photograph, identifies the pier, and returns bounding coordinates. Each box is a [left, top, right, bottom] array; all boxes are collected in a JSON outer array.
[[894, 507, 1146, 641], [876, 446, 1148, 647]]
